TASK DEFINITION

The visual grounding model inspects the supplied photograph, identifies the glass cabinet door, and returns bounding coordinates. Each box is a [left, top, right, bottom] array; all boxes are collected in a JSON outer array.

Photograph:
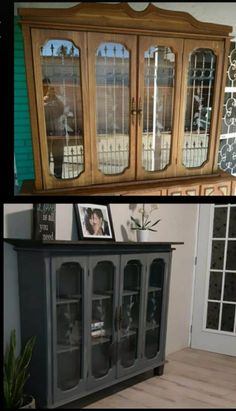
[[177, 39, 224, 176], [144, 258, 165, 361], [137, 37, 184, 180], [117, 256, 145, 377], [88, 256, 119, 389], [52, 257, 87, 403], [31, 29, 91, 189], [87, 32, 137, 185]]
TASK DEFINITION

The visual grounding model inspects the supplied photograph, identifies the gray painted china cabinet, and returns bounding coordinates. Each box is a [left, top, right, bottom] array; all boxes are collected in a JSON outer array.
[[6, 240, 182, 408]]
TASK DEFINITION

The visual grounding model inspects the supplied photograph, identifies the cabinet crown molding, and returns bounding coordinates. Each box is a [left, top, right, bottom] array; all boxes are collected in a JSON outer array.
[[18, 2, 232, 37]]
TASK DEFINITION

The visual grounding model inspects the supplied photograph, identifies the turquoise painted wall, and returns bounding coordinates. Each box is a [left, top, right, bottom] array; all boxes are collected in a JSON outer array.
[[14, 16, 35, 189]]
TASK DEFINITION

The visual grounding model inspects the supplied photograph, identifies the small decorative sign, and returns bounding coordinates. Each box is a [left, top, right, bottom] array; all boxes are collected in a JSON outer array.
[[33, 204, 56, 241]]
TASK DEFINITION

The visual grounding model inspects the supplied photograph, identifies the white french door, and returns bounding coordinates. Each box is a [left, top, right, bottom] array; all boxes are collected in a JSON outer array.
[[191, 204, 236, 356]]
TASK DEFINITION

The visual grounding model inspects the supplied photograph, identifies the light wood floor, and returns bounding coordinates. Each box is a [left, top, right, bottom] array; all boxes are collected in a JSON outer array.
[[84, 348, 236, 408]]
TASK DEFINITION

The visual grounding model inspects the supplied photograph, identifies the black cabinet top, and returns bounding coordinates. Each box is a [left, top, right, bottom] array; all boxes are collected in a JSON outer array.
[[4, 238, 184, 254]]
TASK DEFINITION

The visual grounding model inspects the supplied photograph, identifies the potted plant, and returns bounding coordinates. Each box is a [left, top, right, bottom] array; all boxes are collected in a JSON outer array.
[[131, 204, 161, 241], [4, 329, 36, 409]]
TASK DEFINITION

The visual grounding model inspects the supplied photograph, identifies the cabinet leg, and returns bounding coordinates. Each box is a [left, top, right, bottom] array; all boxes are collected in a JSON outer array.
[[154, 364, 164, 376]]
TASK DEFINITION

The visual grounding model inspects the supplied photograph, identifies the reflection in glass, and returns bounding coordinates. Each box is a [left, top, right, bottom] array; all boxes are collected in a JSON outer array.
[[145, 259, 164, 359], [96, 43, 130, 175], [206, 302, 220, 330], [213, 207, 227, 238], [120, 260, 141, 368], [183, 49, 216, 168], [91, 261, 114, 379], [210, 241, 225, 270], [143, 46, 175, 171], [229, 207, 236, 238], [224, 273, 236, 302], [226, 241, 236, 270], [221, 304, 235, 332], [208, 271, 222, 300], [41, 39, 84, 180], [56, 262, 83, 391]]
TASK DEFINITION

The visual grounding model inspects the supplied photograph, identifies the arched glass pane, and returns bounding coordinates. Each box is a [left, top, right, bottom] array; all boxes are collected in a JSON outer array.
[[120, 260, 142, 369], [56, 262, 83, 391], [40, 39, 84, 180], [145, 259, 164, 359], [92, 261, 114, 379], [143, 46, 175, 171], [183, 49, 216, 168], [96, 43, 130, 175]]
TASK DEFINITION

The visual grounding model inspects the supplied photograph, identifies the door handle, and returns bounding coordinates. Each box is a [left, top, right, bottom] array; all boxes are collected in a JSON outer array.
[[114, 307, 118, 332], [119, 306, 123, 330], [137, 97, 143, 126], [131, 98, 137, 125]]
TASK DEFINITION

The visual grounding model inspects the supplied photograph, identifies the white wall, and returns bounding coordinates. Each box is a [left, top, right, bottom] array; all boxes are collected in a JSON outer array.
[[14, 2, 236, 37], [4, 203, 198, 356]]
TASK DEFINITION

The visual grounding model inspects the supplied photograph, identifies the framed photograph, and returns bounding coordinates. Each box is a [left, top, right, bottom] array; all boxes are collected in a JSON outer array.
[[74, 204, 115, 241]]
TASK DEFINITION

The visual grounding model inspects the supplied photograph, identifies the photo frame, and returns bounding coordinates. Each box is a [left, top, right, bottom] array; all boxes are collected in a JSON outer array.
[[74, 204, 115, 241]]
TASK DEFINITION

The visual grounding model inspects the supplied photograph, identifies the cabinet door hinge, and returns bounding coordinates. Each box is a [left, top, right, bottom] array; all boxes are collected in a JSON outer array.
[[194, 256, 197, 266], [190, 324, 192, 334]]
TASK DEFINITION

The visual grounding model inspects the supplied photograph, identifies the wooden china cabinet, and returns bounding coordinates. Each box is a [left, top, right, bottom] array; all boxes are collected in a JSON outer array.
[[18, 3, 235, 195]]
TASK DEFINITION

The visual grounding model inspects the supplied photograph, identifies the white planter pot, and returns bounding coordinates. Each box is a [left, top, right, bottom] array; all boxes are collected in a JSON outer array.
[[137, 230, 149, 242]]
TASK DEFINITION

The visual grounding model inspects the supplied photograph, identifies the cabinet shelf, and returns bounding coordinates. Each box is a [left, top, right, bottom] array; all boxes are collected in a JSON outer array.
[[146, 322, 160, 331], [122, 289, 140, 296], [120, 328, 137, 338], [148, 286, 162, 293], [57, 344, 80, 354], [91, 336, 111, 345], [92, 293, 113, 301], [57, 296, 81, 304]]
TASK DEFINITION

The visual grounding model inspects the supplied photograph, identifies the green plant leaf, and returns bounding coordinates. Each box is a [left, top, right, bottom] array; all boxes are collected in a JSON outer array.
[[147, 228, 157, 232], [131, 216, 141, 228], [144, 220, 151, 227], [150, 219, 161, 228], [16, 336, 35, 373], [3, 330, 36, 409]]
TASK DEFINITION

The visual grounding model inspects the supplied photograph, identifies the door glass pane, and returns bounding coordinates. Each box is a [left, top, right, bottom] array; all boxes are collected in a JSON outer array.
[[143, 46, 175, 171], [212, 207, 227, 238], [208, 271, 223, 300], [96, 43, 130, 175], [206, 302, 220, 330], [226, 241, 236, 270], [91, 261, 114, 379], [206, 205, 236, 334], [210, 240, 225, 270], [183, 49, 216, 168], [56, 262, 83, 391], [221, 304, 235, 332], [224, 273, 236, 302], [41, 39, 84, 180], [120, 260, 142, 368], [145, 259, 164, 359], [229, 207, 236, 237]]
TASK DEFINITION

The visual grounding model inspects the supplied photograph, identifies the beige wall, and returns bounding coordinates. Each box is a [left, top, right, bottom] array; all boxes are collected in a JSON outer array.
[[4, 203, 198, 355]]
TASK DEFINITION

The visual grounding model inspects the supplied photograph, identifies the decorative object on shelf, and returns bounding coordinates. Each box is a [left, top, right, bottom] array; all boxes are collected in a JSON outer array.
[[4, 329, 36, 409], [91, 321, 105, 338], [131, 204, 161, 242], [33, 204, 56, 241], [74, 204, 115, 240], [123, 295, 135, 335]]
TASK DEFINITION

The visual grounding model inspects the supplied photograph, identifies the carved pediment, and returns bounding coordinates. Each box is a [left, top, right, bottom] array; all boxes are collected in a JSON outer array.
[[18, 2, 232, 37]]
